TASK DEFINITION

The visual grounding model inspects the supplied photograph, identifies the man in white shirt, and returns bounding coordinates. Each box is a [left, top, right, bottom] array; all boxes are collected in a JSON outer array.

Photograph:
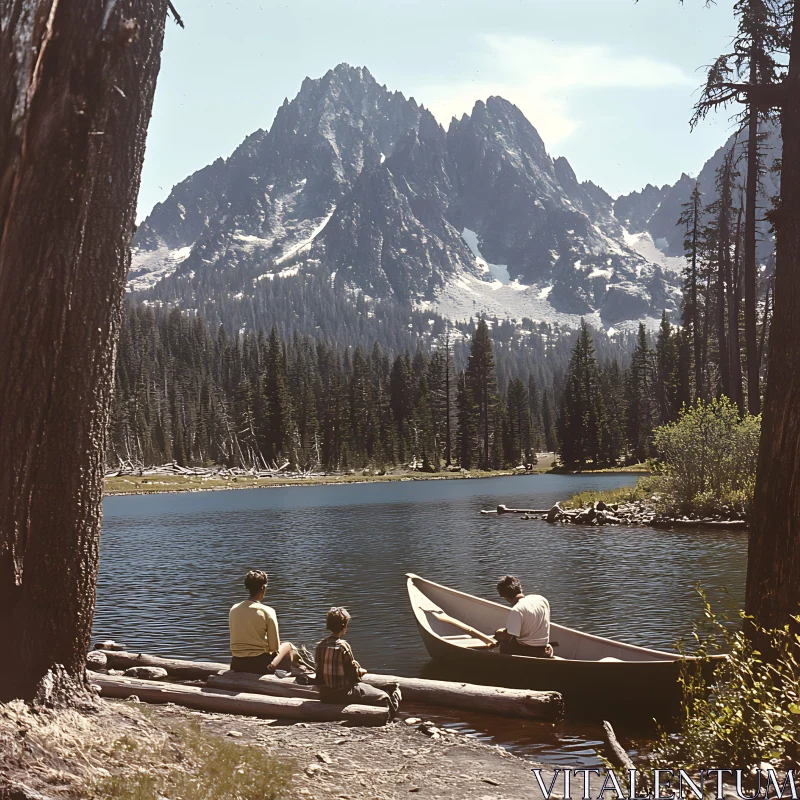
[[494, 575, 553, 658]]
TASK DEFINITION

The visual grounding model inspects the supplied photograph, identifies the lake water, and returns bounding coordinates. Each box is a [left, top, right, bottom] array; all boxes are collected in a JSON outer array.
[[97, 474, 748, 765]]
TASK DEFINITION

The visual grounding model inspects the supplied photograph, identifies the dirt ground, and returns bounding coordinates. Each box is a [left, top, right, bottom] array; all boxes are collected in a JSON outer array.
[[0, 696, 561, 800], [165, 703, 556, 800]]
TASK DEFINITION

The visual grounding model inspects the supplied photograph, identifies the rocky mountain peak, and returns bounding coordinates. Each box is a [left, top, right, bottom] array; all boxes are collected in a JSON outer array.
[[130, 66, 708, 332]]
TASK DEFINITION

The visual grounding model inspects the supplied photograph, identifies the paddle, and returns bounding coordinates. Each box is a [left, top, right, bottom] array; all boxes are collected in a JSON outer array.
[[425, 608, 497, 647]]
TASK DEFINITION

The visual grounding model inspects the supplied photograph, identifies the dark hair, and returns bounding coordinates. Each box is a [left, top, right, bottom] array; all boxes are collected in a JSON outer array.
[[497, 575, 522, 598], [244, 570, 268, 596], [326, 606, 351, 634]]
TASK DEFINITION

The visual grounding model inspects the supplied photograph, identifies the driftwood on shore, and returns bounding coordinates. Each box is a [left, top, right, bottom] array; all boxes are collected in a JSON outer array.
[[88, 672, 389, 725], [209, 671, 564, 721], [540, 500, 749, 530], [106, 459, 317, 480], [100, 650, 228, 679], [99, 651, 564, 721], [480, 504, 549, 515], [601, 720, 635, 770]]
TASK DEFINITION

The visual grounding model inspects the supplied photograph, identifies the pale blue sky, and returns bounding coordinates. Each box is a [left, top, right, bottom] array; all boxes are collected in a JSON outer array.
[[138, 0, 738, 220]]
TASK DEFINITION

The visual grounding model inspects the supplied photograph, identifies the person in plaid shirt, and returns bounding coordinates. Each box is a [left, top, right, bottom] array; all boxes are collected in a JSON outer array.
[[314, 607, 401, 716]]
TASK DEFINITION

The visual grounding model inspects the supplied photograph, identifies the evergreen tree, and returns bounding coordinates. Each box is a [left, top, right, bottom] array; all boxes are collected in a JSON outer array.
[[456, 370, 477, 469], [655, 311, 681, 425], [528, 374, 544, 453], [389, 353, 414, 464], [465, 319, 499, 470], [504, 378, 532, 467], [349, 346, 375, 465], [262, 326, 294, 466], [557, 321, 605, 468], [627, 324, 656, 463], [541, 388, 557, 454], [679, 181, 706, 401], [692, 0, 788, 416], [599, 360, 626, 465]]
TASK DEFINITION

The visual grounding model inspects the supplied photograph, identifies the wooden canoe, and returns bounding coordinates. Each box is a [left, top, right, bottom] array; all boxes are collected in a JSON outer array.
[[407, 573, 709, 718]]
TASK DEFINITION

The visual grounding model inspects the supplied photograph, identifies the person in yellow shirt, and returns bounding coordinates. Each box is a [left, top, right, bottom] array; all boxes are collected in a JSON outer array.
[[229, 570, 295, 674]]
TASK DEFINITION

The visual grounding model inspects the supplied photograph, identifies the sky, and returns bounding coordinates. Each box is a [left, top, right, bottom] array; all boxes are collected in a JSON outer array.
[[137, 0, 740, 221]]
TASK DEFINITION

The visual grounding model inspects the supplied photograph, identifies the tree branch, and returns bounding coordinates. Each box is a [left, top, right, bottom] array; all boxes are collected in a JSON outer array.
[[706, 80, 791, 108], [167, 0, 184, 27]]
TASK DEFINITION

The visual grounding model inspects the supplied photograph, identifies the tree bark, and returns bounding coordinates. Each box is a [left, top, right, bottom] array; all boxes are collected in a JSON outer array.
[[716, 192, 732, 401], [0, 0, 168, 701], [691, 196, 704, 402], [744, 94, 762, 414], [729, 209, 744, 415], [745, 1, 800, 635]]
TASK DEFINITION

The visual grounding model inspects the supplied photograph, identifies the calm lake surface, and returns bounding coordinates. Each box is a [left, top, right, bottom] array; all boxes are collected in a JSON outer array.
[[97, 474, 748, 765]]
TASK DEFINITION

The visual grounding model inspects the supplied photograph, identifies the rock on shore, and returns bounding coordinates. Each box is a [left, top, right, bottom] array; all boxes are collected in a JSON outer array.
[[543, 498, 748, 529]]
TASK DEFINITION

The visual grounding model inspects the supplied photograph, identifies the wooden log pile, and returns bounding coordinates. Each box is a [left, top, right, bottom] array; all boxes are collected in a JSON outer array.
[[209, 671, 564, 721], [88, 672, 389, 725], [97, 651, 564, 722], [480, 504, 550, 515], [105, 460, 323, 480]]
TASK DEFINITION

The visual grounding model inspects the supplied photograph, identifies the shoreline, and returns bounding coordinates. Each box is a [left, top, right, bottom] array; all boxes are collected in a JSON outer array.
[[104, 465, 555, 496], [549, 481, 749, 531], [1, 695, 561, 800]]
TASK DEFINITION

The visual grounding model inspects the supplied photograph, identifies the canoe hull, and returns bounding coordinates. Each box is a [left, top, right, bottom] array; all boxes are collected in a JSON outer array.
[[406, 574, 701, 720], [414, 618, 686, 718]]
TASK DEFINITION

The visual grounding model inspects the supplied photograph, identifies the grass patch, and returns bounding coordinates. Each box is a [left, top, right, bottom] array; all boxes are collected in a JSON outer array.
[[93, 719, 293, 800], [561, 476, 662, 509], [0, 699, 294, 800]]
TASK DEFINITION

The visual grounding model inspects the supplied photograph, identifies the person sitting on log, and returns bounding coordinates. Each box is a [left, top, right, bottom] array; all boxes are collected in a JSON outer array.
[[229, 570, 296, 674], [493, 575, 554, 658], [313, 606, 401, 716]]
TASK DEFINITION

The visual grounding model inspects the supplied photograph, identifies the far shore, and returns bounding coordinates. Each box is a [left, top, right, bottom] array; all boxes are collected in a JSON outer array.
[[104, 460, 560, 496]]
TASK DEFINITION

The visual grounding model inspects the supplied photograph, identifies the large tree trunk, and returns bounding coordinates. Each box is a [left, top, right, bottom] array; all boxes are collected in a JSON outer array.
[[716, 247, 731, 399], [0, 0, 168, 702], [745, 1, 800, 634], [744, 97, 761, 414], [690, 207, 704, 402], [729, 210, 744, 415]]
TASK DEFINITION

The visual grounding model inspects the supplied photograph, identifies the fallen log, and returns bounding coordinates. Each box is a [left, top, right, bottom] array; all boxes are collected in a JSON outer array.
[[481, 504, 549, 515], [602, 720, 635, 771], [99, 651, 563, 720], [651, 519, 748, 530], [88, 672, 388, 725], [100, 650, 228, 679], [209, 671, 564, 722]]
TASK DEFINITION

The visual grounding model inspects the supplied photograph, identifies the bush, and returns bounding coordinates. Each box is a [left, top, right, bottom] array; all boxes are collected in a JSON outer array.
[[562, 476, 662, 509], [649, 598, 800, 771], [651, 399, 760, 516]]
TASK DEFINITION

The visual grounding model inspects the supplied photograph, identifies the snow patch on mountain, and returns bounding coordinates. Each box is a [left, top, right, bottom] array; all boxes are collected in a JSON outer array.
[[461, 228, 510, 285], [623, 229, 686, 277], [275, 206, 336, 266], [128, 245, 193, 292], [427, 266, 658, 332]]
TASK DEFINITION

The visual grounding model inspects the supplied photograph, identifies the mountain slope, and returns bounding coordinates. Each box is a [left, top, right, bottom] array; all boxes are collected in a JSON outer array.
[[614, 122, 781, 264], [131, 64, 709, 333]]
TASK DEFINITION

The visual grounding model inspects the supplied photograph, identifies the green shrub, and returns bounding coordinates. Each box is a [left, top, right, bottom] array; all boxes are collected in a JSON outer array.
[[649, 598, 800, 771], [562, 476, 662, 509], [652, 399, 760, 516]]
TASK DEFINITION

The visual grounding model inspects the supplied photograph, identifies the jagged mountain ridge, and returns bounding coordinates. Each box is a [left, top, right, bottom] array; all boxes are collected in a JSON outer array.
[[614, 122, 781, 265], [132, 63, 687, 331]]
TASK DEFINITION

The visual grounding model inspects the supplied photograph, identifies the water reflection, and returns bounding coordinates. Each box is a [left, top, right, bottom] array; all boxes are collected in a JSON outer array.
[[97, 474, 747, 763]]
